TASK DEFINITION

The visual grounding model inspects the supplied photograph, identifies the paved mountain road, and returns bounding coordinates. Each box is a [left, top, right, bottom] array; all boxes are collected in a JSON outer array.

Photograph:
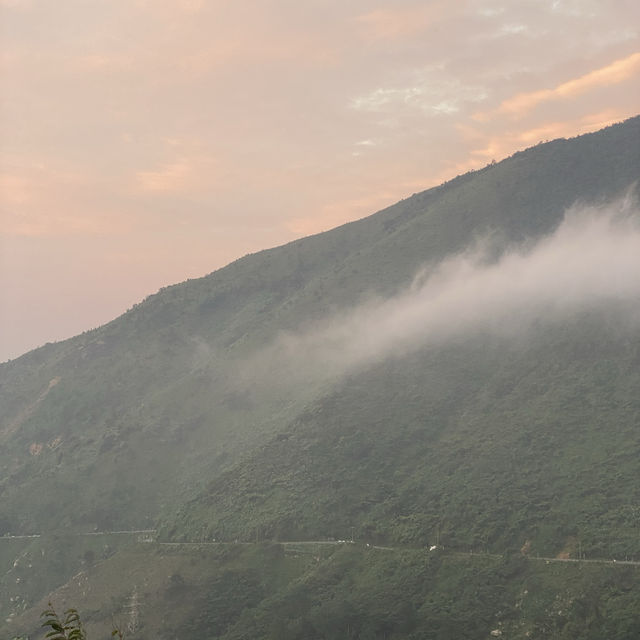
[[3, 533, 639, 568]]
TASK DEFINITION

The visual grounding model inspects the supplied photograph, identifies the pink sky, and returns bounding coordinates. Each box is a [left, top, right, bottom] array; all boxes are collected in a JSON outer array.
[[1, 0, 639, 362]]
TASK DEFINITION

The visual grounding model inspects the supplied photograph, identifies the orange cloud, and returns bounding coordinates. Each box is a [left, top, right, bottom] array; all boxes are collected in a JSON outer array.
[[5, 210, 124, 237], [355, 5, 442, 40], [0, 173, 31, 205], [72, 53, 136, 74], [136, 161, 192, 193], [287, 187, 410, 237], [134, 152, 219, 194], [134, 0, 203, 14], [482, 52, 640, 120], [516, 110, 625, 145], [452, 109, 632, 180], [0, 159, 134, 237], [0, 0, 32, 8]]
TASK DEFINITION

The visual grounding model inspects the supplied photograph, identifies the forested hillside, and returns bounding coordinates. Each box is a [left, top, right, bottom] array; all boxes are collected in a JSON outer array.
[[1, 116, 640, 639]]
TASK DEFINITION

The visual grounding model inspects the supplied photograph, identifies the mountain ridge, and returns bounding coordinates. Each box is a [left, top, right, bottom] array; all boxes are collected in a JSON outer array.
[[1, 116, 639, 534], [1, 115, 640, 639]]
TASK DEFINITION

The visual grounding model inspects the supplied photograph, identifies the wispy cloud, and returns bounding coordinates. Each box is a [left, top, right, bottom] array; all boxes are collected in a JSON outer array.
[[134, 0, 204, 15], [134, 149, 219, 195], [136, 161, 193, 193], [351, 68, 487, 116], [456, 109, 630, 168], [354, 5, 441, 40], [478, 52, 640, 120], [0, 157, 134, 237], [243, 196, 640, 385], [499, 23, 528, 35], [0, 0, 32, 8], [550, 0, 600, 18]]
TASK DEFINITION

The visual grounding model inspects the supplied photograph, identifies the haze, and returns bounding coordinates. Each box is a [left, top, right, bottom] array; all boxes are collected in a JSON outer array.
[[1, 0, 639, 361], [244, 196, 640, 384]]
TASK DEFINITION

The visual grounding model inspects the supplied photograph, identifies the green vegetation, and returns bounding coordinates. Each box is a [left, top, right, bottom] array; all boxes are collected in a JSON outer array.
[[40, 604, 89, 640], [168, 311, 640, 560], [0, 533, 149, 633], [7, 545, 640, 639], [0, 116, 639, 638]]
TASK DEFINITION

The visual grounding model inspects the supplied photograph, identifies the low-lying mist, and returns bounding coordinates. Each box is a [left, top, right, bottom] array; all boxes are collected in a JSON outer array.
[[239, 195, 640, 388]]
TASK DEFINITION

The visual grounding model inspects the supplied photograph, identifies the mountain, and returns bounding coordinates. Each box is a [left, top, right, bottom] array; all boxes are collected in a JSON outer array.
[[1, 115, 640, 639]]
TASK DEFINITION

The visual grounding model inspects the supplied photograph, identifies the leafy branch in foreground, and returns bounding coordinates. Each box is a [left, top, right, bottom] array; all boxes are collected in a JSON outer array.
[[40, 603, 85, 640], [37, 603, 123, 640]]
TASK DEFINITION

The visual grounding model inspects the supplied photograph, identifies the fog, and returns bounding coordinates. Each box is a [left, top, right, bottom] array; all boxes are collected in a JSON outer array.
[[241, 195, 640, 386]]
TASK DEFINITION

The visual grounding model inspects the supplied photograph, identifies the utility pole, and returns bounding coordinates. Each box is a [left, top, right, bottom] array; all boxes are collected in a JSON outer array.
[[125, 586, 140, 635]]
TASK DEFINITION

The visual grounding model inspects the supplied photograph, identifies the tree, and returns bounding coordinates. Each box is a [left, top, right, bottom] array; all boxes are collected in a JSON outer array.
[[40, 603, 86, 640], [32, 603, 123, 640]]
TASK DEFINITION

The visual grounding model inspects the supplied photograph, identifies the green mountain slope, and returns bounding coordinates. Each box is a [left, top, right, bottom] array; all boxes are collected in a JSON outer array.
[[6, 542, 640, 640], [1, 116, 640, 638], [168, 308, 640, 558], [2, 117, 638, 537]]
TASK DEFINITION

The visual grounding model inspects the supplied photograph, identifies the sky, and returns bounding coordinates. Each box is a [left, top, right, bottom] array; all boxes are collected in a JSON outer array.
[[1, 0, 639, 363]]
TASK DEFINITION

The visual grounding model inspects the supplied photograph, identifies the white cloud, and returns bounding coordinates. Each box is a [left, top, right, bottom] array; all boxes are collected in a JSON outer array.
[[350, 68, 488, 117], [500, 23, 528, 35], [477, 7, 505, 18], [242, 196, 640, 385], [550, 0, 599, 18]]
